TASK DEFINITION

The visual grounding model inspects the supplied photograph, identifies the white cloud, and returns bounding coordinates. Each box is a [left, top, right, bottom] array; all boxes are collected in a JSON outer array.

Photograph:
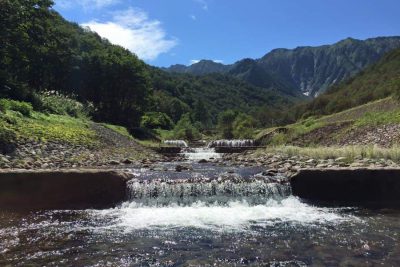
[[190, 59, 224, 65], [194, 0, 208, 10], [56, 0, 119, 10], [190, 14, 197, 21], [82, 8, 178, 61]]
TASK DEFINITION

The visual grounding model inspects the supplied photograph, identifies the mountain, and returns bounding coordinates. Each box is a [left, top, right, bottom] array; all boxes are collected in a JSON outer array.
[[1, 0, 300, 132], [149, 67, 299, 125], [290, 47, 400, 119], [165, 37, 400, 97], [165, 60, 231, 75]]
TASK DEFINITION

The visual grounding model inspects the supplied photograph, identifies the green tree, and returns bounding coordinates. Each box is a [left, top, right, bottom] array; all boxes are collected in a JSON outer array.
[[232, 114, 256, 138], [172, 114, 201, 141], [140, 112, 174, 130], [191, 99, 211, 129], [217, 110, 237, 139]]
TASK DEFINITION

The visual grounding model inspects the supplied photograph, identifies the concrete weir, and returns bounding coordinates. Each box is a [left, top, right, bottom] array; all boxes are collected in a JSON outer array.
[[291, 168, 400, 204], [0, 169, 130, 210]]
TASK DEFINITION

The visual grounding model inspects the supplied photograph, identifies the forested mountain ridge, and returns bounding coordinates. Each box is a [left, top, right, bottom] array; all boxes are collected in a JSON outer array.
[[0, 0, 298, 136], [165, 37, 400, 97]]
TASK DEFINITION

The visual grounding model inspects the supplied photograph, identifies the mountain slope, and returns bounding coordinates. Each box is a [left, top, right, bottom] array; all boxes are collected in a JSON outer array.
[[292, 47, 400, 119], [149, 68, 299, 124], [165, 37, 400, 97], [259, 37, 400, 96], [166, 60, 231, 75]]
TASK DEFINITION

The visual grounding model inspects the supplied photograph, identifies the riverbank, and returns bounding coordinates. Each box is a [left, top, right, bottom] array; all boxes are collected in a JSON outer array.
[[0, 109, 165, 169], [223, 145, 400, 177]]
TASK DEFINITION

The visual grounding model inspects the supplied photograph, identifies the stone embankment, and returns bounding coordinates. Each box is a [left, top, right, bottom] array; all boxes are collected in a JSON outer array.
[[0, 124, 165, 170], [223, 151, 400, 177]]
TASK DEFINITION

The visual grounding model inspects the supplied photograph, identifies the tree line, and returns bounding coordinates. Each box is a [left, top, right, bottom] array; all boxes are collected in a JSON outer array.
[[0, 0, 296, 140]]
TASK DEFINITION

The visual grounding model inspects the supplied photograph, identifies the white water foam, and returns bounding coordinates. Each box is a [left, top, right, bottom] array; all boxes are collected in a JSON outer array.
[[97, 197, 350, 231], [183, 147, 221, 161], [163, 140, 188, 147]]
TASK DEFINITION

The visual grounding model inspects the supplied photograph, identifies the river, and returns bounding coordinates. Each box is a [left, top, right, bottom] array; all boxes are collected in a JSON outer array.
[[0, 148, 400, 266]]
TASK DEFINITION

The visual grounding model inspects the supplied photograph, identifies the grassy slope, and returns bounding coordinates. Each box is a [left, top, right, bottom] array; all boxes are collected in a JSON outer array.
[[1, 111, 99, 146], [257, 97, 400, 146], [0, 109, 154, 155]]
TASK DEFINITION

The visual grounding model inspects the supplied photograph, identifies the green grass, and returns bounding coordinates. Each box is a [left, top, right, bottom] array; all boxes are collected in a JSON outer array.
[[317, 97, 399, 124], [354, 110, 400, 127], [0, 110, 99, 146], [257, 97, 400, 147], [267, 117, 325, 145], [137, 140, 162, 148], [263, 145, 400, 163]]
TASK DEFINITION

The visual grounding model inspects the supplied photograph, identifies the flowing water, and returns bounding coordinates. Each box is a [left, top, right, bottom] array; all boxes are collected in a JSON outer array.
[[1, 149, 400, 266]]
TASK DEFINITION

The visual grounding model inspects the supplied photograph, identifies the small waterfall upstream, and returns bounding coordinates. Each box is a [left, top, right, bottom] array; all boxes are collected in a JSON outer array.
[[208, 139, 255, 148], [182, 147, 221, 161], [163, 140, 188, 147]]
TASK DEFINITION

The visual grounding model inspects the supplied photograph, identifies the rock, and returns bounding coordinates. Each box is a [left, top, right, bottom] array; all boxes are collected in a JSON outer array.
[[41, 163, 49, 168], [316, 164, 328, 168], [335, 157, 347, 162], [262, 171, 277, 176], [108, 160, 120, 165], [198, 159, 208, 163], [122, 158, 133, 164], [175, 165, 184, 172]]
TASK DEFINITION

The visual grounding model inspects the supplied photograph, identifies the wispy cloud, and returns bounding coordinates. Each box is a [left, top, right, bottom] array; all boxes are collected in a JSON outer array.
[[56, 0, 119, 10], [190, 14, 197, 21], [190, 59, 224, 65], [190, 59, 201, 65], [82, 8, 178, 61], [194, 0, 208, 10]]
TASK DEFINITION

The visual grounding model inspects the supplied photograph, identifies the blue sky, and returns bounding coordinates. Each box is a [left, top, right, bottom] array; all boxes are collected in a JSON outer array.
[[54, 0, 400, 67]]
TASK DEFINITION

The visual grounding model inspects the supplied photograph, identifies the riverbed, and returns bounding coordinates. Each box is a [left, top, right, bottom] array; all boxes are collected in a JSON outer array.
[[1, 149, 400, 266]]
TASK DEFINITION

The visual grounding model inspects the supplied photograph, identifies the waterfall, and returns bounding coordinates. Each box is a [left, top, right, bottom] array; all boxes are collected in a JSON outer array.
[[127, 177, 291, 206], [182, 147, 221, 161], [208, 139, 255, 148], [163, 140, 188, 147]]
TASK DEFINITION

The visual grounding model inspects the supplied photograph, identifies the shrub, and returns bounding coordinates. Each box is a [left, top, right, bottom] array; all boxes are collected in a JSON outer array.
[[140, 112, 174, 130], [0, 99, 33, 117], [36, 92, 91, 118], [0, 124, 17, 154], [172, 113, 201, 141], [232, 114, 256, 139], [0, 99, 8, 113]]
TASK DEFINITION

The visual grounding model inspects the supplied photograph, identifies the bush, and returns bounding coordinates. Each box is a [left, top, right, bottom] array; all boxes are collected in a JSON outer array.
[[140, 112, 174, 130], [217, 110, 237, 139], [0, 99, 33, 117], [232, 114, 256, 139], [172, 113, 201, 141], [0, 100, 8, 113], [0, 124, 17, 154], [36, 92, 91, 118]]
